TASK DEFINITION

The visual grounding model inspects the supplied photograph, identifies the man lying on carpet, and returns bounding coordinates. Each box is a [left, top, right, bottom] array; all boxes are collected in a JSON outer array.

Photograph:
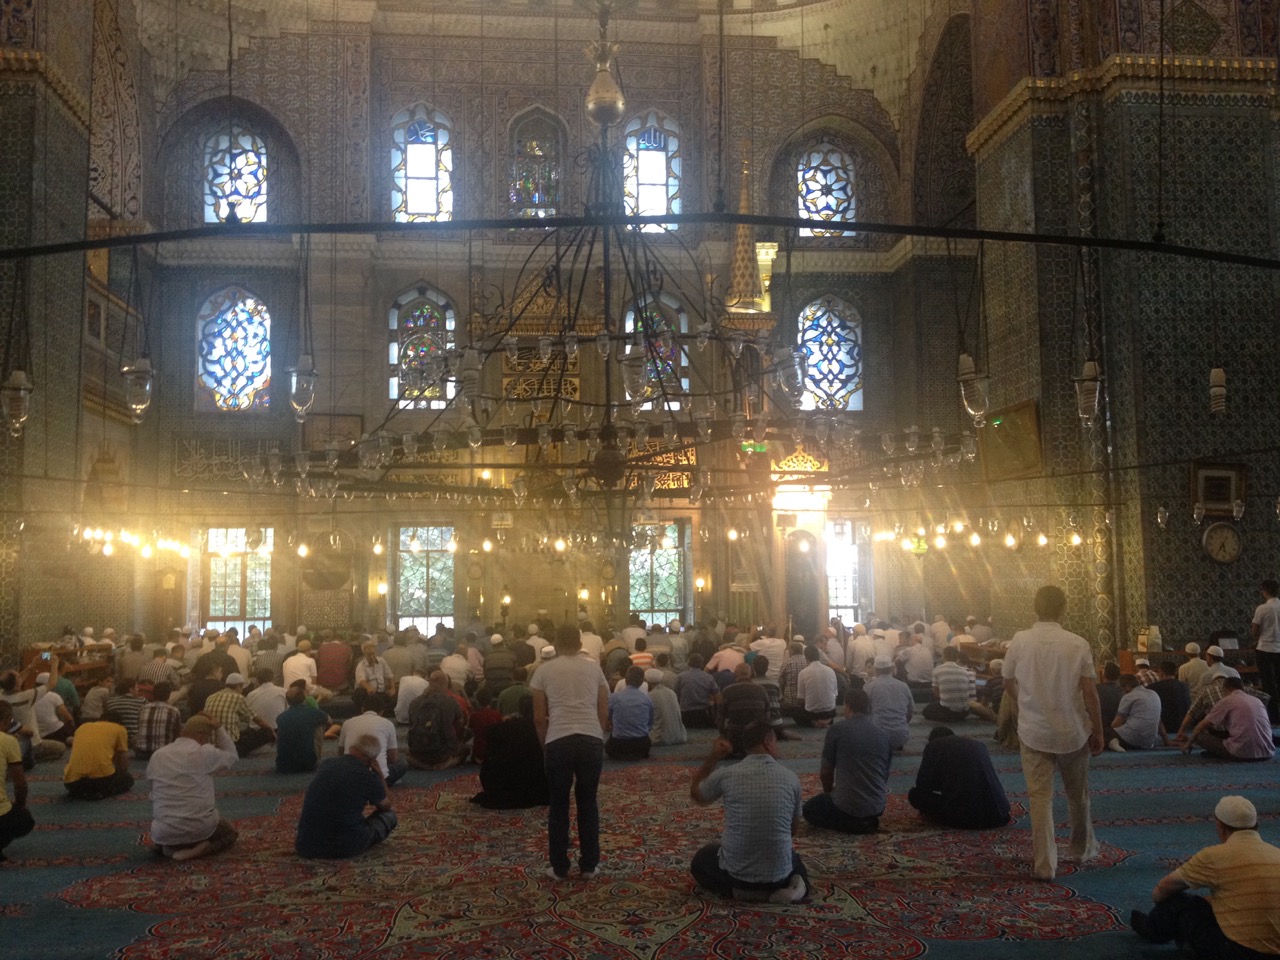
[[295, 733, 397, 859], [689, 720, 809, 904], [146, 714, 238, 862], [1130, 795, 1280, 959]]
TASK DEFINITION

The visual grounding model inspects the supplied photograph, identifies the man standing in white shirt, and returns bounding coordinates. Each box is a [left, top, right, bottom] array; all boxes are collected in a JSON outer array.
[[531, 624, 610, 881], [1003, 585, 1104, 881], [1249, 579, 1280, 724]]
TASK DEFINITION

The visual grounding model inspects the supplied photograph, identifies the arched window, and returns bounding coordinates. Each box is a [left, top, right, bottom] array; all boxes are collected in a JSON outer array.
[[510, 109, 563, 218], [389, 285, 457, 409], [623, 111, 681, 230], [203, 126, 268, 223], [797, 296, 863, 411], [623, 294, 689, 410], [797, 143, 856, 237], [391, 105, 454, 222], [196, 287, 272, 411]]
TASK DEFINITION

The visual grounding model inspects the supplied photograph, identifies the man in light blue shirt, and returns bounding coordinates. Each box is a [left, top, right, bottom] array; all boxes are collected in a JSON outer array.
[[1109, 674, 1166, 751], [689, 720, 808, 904], [606, 666, 654, 760]]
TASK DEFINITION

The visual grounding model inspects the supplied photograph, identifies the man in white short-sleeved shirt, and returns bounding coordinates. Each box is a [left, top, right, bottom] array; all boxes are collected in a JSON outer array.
[[1250, 579, 1280, 724], [1003, 585, 1104, 881], [530, 624, 609, 881]]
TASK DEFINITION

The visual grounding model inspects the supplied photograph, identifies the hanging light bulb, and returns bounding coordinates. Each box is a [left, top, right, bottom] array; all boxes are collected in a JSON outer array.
[[0, 370, 33, 438], [408, 534, 422, 553], [1069, 531, 1083, 546], [294, 451, 310, 478], [1232, 498, 1245, 520], [695, 321, 712, 350], [957, 352, 990, 428], [753, 417, 768, 444], [372, 536, 384, 556], [930, 427, 945, 456], [904, 425, 920, 454], [1003, 531, 1017, 549], [969, 530, 982, 547], [1209, 367, 1226, 414], [730, 411, 746, 440], [596, 335, 612, 358], [960, 432, 978, 461], [880, 432, 895, 456], [538, 337, 553, 362], [1074, 360, 1103, 427], [726, 527, 739, 541], [1156, 505, 1169, 529], [1193, 501, 1205, 524], [401, 432, 419, 457], [1037, 532, 1049, 547], [296, 542, 310, 558], [467, 423, 484, 449], [289, 354, 317, 423], [446, 535, 459, 554], [728, 331, 746, 359], [505, 339, 519, 362], [564, 334, 579, 359], [120, 356, 154, 424], [553, 537, 567, 553]]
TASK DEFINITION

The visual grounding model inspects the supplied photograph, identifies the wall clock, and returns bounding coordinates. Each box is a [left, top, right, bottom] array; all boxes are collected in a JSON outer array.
[[1201, 522, 1242, 564]]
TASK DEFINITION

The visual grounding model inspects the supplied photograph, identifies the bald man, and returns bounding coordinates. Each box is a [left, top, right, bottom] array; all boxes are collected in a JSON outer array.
[[145, 714, 239, 861]]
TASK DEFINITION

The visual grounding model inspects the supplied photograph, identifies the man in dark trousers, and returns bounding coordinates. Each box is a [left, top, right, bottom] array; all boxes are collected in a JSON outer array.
[[295, 733, 397, 859], [907, 726, 1011, 829]]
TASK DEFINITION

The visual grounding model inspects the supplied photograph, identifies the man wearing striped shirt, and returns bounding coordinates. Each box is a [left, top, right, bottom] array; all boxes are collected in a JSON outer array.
[[923, 647, 977, 722], [1131, 795, 1280, 958]]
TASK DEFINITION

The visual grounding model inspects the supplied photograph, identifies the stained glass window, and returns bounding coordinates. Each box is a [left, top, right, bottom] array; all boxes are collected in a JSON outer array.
[[395, 526, 454, 633], [623, 111, 681, 231], [629, 522, 687, 624], [204, 527, 273, 636], [391, 105, 453, 222], [196, 287, 272, 412], [204, 126, 268, 223], [510, 111, 562, 218], [824, 518, 861, 627], [388, 285, 457, 409], [797, 143, 856, 237], [623, 296, 688, 410], [797, 296, 863, 411]]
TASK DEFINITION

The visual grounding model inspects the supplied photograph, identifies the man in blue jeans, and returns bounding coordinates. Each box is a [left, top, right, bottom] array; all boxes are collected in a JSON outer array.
[[531, 624, 610, 881]]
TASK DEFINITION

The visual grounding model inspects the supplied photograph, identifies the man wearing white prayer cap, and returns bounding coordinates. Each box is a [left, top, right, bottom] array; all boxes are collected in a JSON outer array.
[[1131, 794, 1280, 957]]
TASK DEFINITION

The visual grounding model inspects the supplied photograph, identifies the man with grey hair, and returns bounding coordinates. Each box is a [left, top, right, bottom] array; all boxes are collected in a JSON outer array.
[[1131, 795, 1280, 958], [295, 733, 397, 859]]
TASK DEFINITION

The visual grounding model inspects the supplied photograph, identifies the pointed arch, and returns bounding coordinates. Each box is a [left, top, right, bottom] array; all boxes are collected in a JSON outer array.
[[390, 104, 454, 223], [623, 109, 682, 229], [388, 283, 458, 409], [509, 106, 567, 218]]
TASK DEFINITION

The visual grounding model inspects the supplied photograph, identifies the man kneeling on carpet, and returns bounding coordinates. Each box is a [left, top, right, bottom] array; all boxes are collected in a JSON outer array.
[[689, 720, 809, 903], [146, 714, 238, 862], [295, 733, 397, 859], [907, 726, 1011, 829], [1131, 795, 1280, 959]]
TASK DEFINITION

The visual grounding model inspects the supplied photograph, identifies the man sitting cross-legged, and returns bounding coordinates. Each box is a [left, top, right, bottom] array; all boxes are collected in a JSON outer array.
[[295, 733, 398, 860], [406, 670, 469, 771], [908, 726, 1011, 829], [1131, 795, 1280, 959], [802, 688, 891, 834], [689, 720, 809, 904]]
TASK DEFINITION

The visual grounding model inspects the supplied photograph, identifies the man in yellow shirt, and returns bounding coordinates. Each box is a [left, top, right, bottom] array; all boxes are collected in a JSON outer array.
[[63, 711, 133, 800], [1131, 795, 1280, 958], [0, 701, 33, 861]]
